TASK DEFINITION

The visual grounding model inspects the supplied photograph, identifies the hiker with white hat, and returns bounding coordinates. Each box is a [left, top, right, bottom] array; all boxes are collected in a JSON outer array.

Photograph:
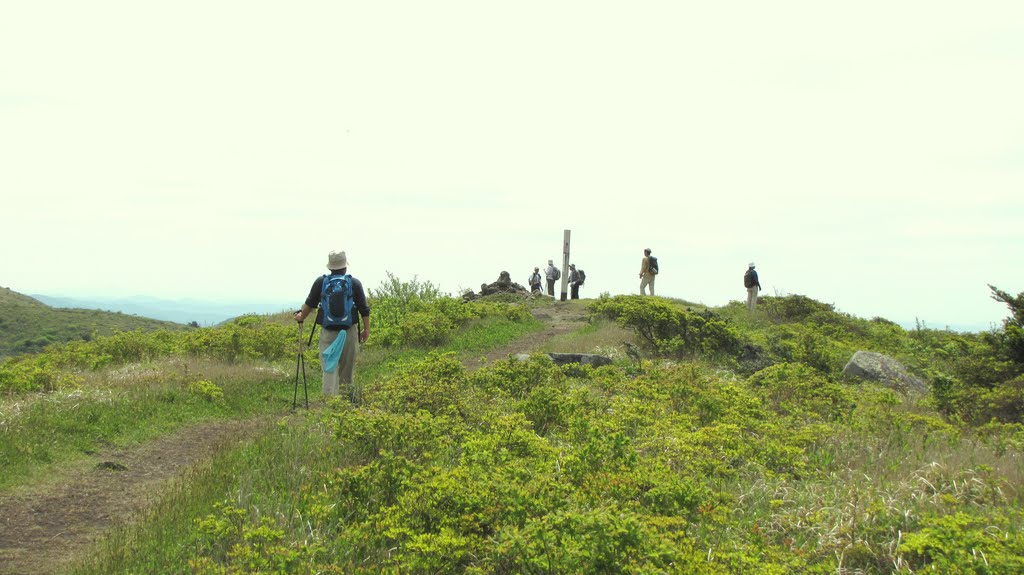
[[294, 250, 371, 400], [744, 262, 761, 312], [545, 259, 561, 297]]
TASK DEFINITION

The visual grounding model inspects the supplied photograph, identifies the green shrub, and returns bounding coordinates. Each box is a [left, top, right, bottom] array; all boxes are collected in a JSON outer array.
[[469, 354, 563, 399], [747, 362, 854, 422], [374, 295, 530, 348], [590, 295, 742, 359], [363, 352, 470, 417], [186, 380, 224, 402], [759, 294, 838, 323], [989, 284, 1024, 369], [897, 511, 1024, 573], [378, 309, 455, 347]]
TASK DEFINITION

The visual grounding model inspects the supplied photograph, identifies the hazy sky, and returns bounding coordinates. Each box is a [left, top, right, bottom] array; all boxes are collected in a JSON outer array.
[[2, 1, 1022, 331]]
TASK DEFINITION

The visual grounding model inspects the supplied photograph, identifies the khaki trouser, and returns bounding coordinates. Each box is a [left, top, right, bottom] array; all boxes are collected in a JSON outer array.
[[640, 274, 655, 296], [746, 287, 759, 311], [319, 324, 360, 400]]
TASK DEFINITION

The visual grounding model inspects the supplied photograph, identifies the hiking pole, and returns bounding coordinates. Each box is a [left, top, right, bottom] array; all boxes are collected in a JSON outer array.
[[293, 320, 309, 409]]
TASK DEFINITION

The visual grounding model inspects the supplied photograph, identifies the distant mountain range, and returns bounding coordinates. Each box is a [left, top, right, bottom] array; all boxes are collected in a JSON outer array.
[[30, 294, 293, 326]]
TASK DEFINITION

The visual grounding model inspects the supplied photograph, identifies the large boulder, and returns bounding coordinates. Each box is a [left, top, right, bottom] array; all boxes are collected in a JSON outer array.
[[842, 351, 928, 395]]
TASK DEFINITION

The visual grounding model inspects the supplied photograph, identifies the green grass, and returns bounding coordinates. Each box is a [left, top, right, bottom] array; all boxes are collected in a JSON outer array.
[[68, 417, 306, 574], [7, 290, 1024, 573], [0, 358, 294, 492]]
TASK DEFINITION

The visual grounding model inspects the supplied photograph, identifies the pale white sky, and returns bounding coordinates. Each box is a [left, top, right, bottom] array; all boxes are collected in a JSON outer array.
[[2, 1, 1022, 331]]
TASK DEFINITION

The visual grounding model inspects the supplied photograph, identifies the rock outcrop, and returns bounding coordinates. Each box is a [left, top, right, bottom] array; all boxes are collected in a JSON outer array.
[[842, 351, 928, 395], [462, 271, 533, 301], [514, 353, 613, 367]]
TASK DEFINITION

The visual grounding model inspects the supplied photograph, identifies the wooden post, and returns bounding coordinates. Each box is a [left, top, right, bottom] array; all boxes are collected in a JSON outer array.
[[560, 229, 571, 301]]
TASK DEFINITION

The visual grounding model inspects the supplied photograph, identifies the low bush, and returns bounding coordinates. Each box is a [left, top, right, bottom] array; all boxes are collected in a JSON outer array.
[[590, 295, 742, 359]]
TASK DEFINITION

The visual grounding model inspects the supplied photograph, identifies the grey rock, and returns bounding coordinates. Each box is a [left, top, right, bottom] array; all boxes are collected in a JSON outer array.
[[546, 353, 613, 367], [842, 351, 928, 395]]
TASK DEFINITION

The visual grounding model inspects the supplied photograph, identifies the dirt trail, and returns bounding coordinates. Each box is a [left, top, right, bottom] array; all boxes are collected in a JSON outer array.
[[468, 300, 590, 368], [0, 302, 590, 575], [0, 419, 267, 575]]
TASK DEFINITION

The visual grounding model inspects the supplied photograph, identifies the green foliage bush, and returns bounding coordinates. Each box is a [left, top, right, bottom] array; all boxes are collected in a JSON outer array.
[[0, 316, 294, 393], [590, 295, 742, 359], [747, 362, 854, 422], [759, 294, 838, 323], [897, 511, 1024, 573], [363, 352, 471, 417], [375, 298, 531, 349], [186, 380, 224, 402]]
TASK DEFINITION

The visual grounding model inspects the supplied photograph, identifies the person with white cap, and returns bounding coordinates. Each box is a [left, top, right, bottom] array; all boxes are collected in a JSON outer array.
[[545, 259, 561, 297], [744, 262, 761, 312], [294, 250, 371, 400]]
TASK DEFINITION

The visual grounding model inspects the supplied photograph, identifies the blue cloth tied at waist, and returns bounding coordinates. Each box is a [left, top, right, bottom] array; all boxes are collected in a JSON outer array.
[[323, 330, 347, 373]]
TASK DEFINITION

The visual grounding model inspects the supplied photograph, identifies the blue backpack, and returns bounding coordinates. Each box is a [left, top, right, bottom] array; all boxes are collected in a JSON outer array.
[[320, 274, 355, 329]]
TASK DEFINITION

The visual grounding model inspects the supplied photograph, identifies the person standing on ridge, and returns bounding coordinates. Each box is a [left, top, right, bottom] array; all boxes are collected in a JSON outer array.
[[528, 267, 543, 294], [568, 264, 585, 300], [639, 248, 657, 296], [744, 262, 761, 312], [294, 250, 371, 401], [545, 259, 561, 297]]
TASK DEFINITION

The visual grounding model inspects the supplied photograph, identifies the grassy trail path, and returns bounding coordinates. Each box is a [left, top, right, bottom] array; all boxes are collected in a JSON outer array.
[[0, 301, 592, 575]]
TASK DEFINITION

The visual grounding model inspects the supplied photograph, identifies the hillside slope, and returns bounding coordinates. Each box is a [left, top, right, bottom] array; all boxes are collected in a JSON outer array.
[[0, 286, 189, 357]]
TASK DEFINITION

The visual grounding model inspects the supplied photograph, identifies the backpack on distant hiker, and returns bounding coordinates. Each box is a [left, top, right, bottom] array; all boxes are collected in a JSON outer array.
[[743, 269, 756, 288], [577, 269, 586, 285], [552, 267, 561, 280], [647, 256, 659, 275], [320, 273, 355, 329]]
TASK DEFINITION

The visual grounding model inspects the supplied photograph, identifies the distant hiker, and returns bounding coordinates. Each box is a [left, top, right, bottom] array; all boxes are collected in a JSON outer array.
[[294, 250, 371, 401], [639, 248, 657, 296], [528, 267, 543, 294], [568, 264, 585, 300], [744, 262, 761, 312], [545, 260, 561, 297]]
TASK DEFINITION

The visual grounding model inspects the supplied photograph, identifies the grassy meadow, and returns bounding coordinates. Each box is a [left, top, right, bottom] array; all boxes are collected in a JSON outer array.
[[2, 279, 1024, 573]]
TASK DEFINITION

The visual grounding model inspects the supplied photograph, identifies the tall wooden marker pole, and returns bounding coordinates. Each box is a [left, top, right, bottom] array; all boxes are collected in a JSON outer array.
[[560, 229, 571, 301]]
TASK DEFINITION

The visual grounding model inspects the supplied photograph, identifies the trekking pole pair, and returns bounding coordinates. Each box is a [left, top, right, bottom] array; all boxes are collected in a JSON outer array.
[[293, 320, 316, 409]]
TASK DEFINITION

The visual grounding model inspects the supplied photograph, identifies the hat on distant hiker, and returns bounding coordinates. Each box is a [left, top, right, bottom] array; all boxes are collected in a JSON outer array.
[[548, 260, 553, 265], [327, 250, 349, 270], [748, 262, 755, 268]]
